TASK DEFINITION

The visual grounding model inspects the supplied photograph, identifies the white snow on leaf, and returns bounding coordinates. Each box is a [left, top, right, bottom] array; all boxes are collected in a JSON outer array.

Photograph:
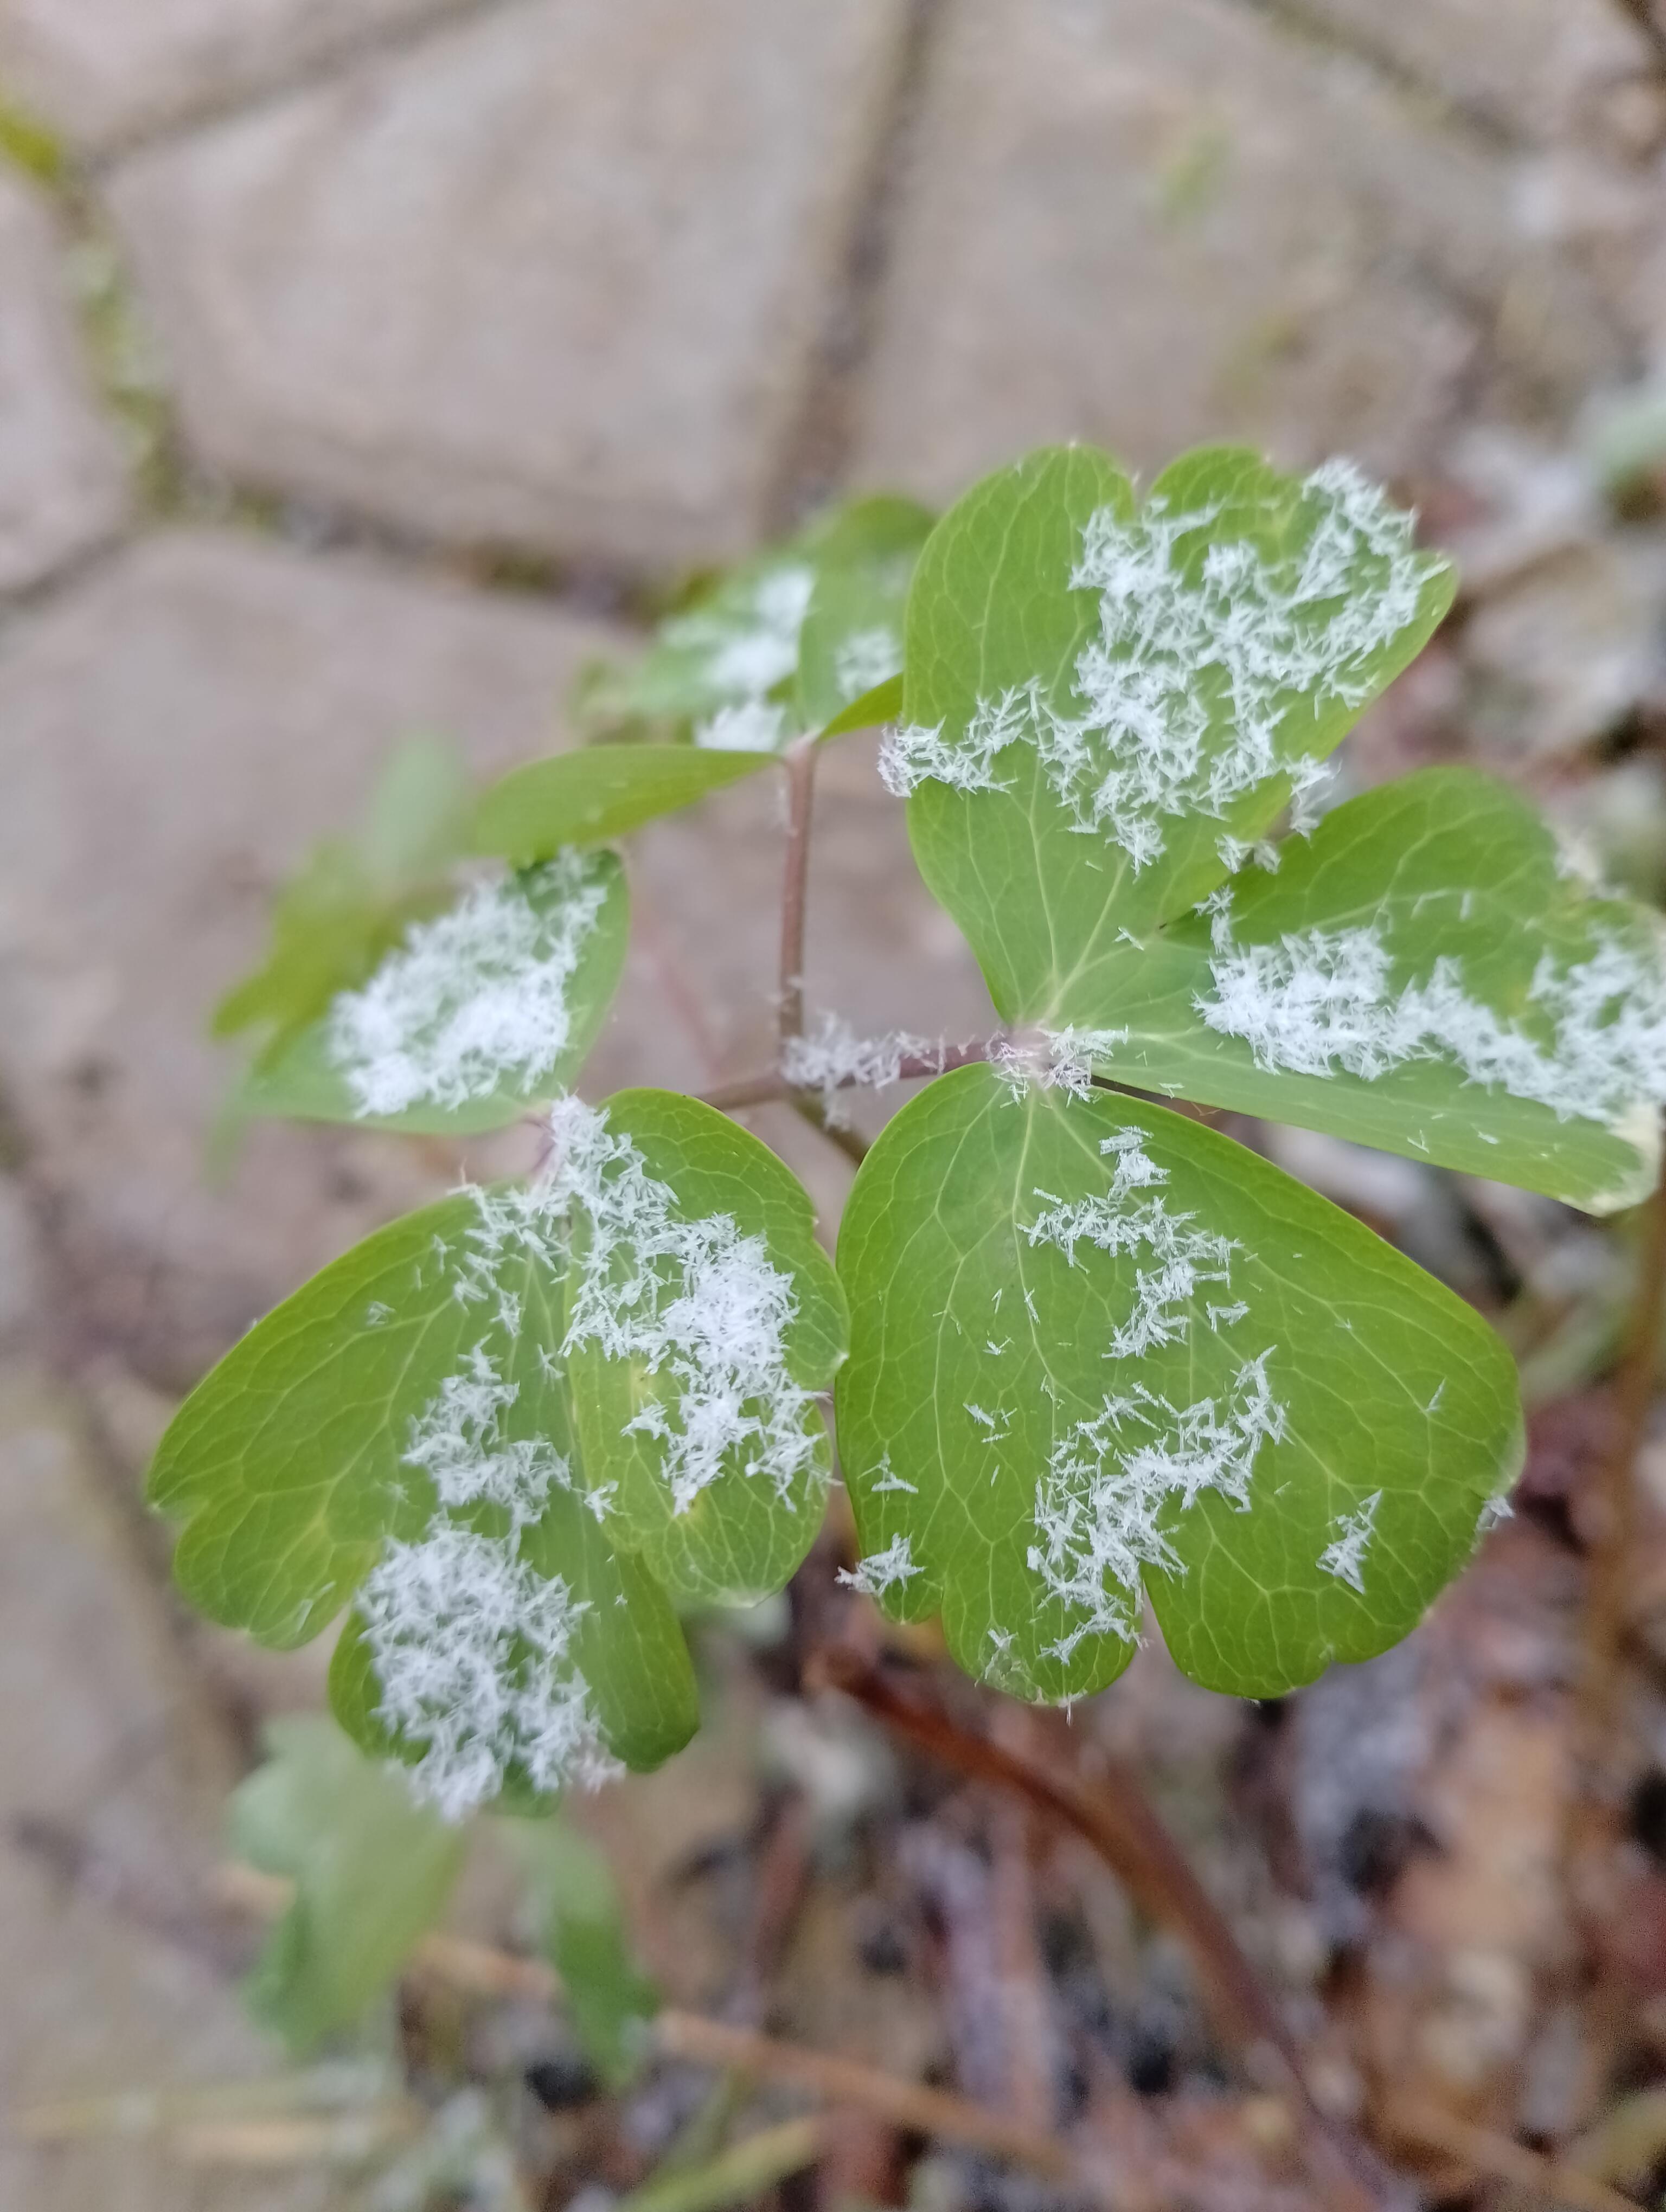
[[837, 1533, 921, 1597], [1031, 1356, 1286, 1658], [359, 1525, 619, 1822], [665, 563, 816, 701], [781, 1013, 941, 1126], [880, 460, 1435, 869], [326, 851, 611, 1116], [1317, 1489, 1382, 1594], [401, 1341, 572, 1528], [544, 1096, 823, 1515], [988, 1026, 1130, 1101], [1023, 1127, 1238, 1357], [694, 699, 788, 752], [834, 625, 903, 705], [1199, 917, 1666, 1128]]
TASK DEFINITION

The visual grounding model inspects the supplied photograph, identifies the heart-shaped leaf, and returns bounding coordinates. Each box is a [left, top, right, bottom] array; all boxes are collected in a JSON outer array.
[[474, 745, 776, 864], [890, 446, 1454, 1022], [230, 1716, 466, 2049], [554, 1091, 849, 1604], [835, 1065, 1521, 1704], [1057, 767, 1666, 1212], [149, 1184, 698, 1817], [238, 850, 628, 1135]]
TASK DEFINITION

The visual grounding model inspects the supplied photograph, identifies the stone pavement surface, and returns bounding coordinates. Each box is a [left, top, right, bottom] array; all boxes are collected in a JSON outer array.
[[1, 0, 1665, 2203]]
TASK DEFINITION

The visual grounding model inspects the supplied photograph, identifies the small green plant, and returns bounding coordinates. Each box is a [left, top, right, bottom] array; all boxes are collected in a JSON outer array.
[[153, 445, 1666, 1844]]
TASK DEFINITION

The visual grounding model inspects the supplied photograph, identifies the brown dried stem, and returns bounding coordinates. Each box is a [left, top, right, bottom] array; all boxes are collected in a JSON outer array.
[[778, 737, 818, 1050], [815, 1649, 1391, 2212]]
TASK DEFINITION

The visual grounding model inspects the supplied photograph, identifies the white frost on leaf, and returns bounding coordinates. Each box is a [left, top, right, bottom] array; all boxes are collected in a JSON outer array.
[[544, 1096, 823, 1515], [1199, 917, 1666, 1128], [666, 563, 815, 702], [880, 460, 1433, 870], [781, 1013, 941, 1126], [359, 1526, 618, 1822], [1316, 1489, 1383, 1594], [401, 1341, 573, 1528], [1030, 1357, 1287, 1657], [988, 1026, 1130, 1101], [838, 1533, 922, 1597], [834, 625, 903, 705], [1024, 1127, 1237, 1358], [327, 851, 610, 1117], [694, 699, 789, 752]]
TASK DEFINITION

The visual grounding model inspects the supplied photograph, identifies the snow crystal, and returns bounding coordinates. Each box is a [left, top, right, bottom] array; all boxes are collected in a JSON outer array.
[[694, 699, 789, 752], [837, 1533, 922, 1597], [327, 851, 610, 1117], [879, 461, 1432, 869], [1030, 1357, 1286, 1657], [1316, 1489, 1382, 1594], [542, 1096, 822, 1514], [780, 1013, 942, 1126], [1023, 1128, 1236, 1358], [401, 1341, 572, 1528], [359, 1525, 618, 1822], [989, 1026, 1129, 1101], [834, 625, 903, 704], [869, 1454, 918, 1496], [1199, 917, 1666, 1128]]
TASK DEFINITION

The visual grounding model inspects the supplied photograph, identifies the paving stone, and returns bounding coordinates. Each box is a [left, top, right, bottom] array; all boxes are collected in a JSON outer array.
[[0, 529, 618, 1386], [0, 172, 127, 595], [0, 0, 462, 155], [0, 1366, 330, 2212], [1285, 0, 1649, 145], [107, 0, 908, 573], [850, 0, 1632, 506]]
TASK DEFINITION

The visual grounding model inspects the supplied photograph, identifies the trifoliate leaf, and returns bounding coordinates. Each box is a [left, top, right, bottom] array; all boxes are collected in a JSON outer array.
[[148, 1186, 699, 1819], [230, 1716, 466, 2050], [835, 1065, 1521, 1704], [237, 850, 628, 1135], [578, 494, 932, 752], [512, 1817, 659, 2087], [553, 1092, 849, 1605], [891, 445, 1453, 1019], [1056, 767, 1666, 1213], [473, 745, 775, 865]]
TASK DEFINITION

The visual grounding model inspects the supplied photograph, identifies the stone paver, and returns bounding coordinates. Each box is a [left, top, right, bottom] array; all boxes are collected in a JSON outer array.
[[1289, 0, 1652, 144], [107, 0, 908, 572], [0, 1354, 333, 2212], [0, 0, 463, 155], [0, 528, 619, 1386], [0, 171, 127, 595], [850, 0, 1633, 504]]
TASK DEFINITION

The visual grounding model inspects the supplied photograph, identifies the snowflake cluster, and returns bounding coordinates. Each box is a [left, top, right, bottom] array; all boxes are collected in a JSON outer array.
[[327, 851, 610, 1116], [671, 563, 815, 752], [880, 460, 1431, 870], [781, 1013, 943, 1126], [543, 1096, 822, 1514], [1199, 916, 1666, 1128]]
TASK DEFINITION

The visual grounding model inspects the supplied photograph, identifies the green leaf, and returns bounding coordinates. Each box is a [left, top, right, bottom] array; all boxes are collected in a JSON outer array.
[[229, 1716, 466, 2050], [513, 1817, 659, 2087], [895, 445, 1454, 1021], [578, 494, 932, 751], [554, 1092, 849, 1605], [816, 673, 904, 743], [1054, 767, 1666, 1213], [148, 1185, 699, 1817], [473, 745, 774, 865], [215, 735, 474, 1064], [834, 1065, 1521, 1705], [236, 850, 629, 1135]]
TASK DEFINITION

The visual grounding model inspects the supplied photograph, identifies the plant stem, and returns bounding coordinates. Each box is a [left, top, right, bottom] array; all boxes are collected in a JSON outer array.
[[815, 1649, 1391, 2212], [778, 738, 818, 1050], [701, 1041, 994, 1114]]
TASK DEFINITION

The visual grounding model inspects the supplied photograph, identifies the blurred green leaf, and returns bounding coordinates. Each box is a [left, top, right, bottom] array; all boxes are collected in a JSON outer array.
[[514, 1818, 658, 2087], [473, 745, 773, 865], [230, 1716, 466, 2050]]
